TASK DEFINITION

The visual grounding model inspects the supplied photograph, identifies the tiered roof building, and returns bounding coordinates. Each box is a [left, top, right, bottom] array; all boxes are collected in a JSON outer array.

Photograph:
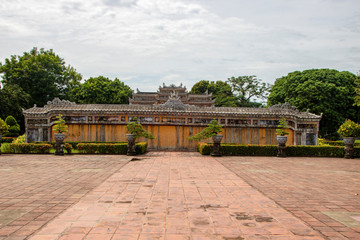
[[129, 83, 215, 107]]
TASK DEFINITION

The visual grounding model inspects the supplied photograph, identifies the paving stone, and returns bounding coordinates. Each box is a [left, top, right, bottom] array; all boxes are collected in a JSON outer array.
[[218, 156, 360, 240], [29, 152, 324, 239], [0, 154, 130, 239]]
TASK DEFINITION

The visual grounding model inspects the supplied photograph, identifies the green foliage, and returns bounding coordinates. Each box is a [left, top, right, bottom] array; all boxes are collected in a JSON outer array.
[[64, 143, 73, 154], [322, 140, 360, 146], [53, 114, 68, 134], [276, 118, 289, 136], [10, 143, 52, 154], [337, 119, 360, 137], [197, 143, 356, 157], [68, 76, 132, 104], [0, 137, 14, 143], [0, 47, 82, 107], [190, 80, 239, 107], [286, 145, 344, 157], [355, 72, 360, 106], [4, 116, 20, 137], [77, 142, 147, 154], [188, 120, 223, 141], [1, 143, 12, 153], [0, 118, 9, 135], [227, 76, 271, 107], [0, 84, 31, 132], [126, 119, 155, 140], [12, 134, 25, 144], [268, 69, 360, 138]]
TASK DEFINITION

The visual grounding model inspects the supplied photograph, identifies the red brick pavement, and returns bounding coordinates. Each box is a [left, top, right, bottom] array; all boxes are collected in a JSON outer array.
[[0, 154, 130, 240], [30, 152, 324, 240], [218, 156, 360, 240]]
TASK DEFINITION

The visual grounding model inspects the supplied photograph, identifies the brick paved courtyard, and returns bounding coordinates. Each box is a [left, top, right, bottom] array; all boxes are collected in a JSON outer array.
[[0, 152, 359, 240], [0, 154, 130, 240], [218, 156, 360, 240]]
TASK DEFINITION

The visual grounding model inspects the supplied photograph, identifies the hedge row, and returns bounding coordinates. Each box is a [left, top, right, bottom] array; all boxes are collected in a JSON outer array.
[[9, 143, 53, 154], [323, 140, 360, 147], [197, 143, 360, 158], [33, 141, 127, 149], [77, 142, 147, 154], [1, 142, 147, 155], [0, 137, 15, 144]]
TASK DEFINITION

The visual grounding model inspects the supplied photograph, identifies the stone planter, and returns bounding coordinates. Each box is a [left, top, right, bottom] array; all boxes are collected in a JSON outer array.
[[343, 137, 355, 145], [276, 135, 287, 158], [211, 135, 223, 157], [126, 134, 137, 156], [343, 137, 355, 159], [54, 133, 65, 156]]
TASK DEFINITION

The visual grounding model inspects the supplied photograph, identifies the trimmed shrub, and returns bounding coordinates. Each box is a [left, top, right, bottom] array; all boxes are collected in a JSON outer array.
[[77, 142, 147, 154], [33, 141, 128, 150], [323, 140, 360, 147], [1, 137, 15, 143], [1, 143, 12, 153], [286, 145, 344, 157], [4, 116, 20, 137], [10, 143, 52, 154], [136, 142, 148, 154], [12, 134, 25, 144], [197, 143, 359, 158], [64, 143, 73, 154]]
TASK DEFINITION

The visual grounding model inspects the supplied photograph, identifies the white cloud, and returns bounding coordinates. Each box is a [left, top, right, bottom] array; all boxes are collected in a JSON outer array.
[[0, 0, 359, 92]]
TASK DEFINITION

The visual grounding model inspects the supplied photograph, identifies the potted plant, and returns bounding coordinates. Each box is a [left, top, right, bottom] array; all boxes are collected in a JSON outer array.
[[337, 119, 360, 158], [188, 119, 223, 156], [52, 114, 68, 155], [0, 118, 9, 155], [126, 117, 155, 155], [276, 118, 289, 157]]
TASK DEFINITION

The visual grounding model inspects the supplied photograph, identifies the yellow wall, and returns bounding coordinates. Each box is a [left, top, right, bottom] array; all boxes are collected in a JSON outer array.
[[52, 124, 294, 150]]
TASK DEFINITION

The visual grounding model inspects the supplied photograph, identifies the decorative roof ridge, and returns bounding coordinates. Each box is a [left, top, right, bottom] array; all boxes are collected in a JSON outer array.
[[44, 98, 75, 108], [269, 102, 299, 112]]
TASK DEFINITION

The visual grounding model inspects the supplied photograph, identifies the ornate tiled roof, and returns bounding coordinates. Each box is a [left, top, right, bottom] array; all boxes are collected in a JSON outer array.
[[23, 98, 321, 120]]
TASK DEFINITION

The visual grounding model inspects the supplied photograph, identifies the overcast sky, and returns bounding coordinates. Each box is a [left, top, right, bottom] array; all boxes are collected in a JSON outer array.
[[1, 0, 359, 91]]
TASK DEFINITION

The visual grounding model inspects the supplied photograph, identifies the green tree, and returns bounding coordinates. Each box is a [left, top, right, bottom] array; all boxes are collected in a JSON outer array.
[[355, 71, 360, 106], [69, 76, 133, 104], [268, 69, 360, 139], [0, 47, 82, 107], [3, 116, 20, 137], [190, 80, 239, 107], [227, 76, 271, 107], [0, 84, 31, 132]]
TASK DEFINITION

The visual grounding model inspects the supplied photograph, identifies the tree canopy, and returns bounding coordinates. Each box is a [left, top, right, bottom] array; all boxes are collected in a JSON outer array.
[[68, 76, 133, 104], [268, 69, 360, 139], [190, 80, 239, 107], [0, 47, 82, 107], [227, 76, 271, 107]]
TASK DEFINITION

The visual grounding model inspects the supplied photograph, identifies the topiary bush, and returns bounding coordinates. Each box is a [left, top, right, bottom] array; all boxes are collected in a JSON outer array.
[[3, 116, 20, 137]]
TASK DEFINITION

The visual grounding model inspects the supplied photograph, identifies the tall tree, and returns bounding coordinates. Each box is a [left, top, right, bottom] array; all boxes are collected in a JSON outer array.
[[190, 80, 239, 107], [0, 47, 82, 107], [227, 76, 271, 107], [68, 76, 133, 104], [268, 69, 360, 139]]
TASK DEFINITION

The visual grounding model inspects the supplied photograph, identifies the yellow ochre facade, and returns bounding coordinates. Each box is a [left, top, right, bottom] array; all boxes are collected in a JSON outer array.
[[24, 97, 321, 150]]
